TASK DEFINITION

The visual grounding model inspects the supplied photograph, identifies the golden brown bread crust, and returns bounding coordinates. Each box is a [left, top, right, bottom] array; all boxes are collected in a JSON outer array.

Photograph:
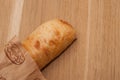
[[22, 19, 76, 69]]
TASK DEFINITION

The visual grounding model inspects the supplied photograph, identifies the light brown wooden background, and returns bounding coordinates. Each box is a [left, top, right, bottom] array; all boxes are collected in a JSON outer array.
[[0, 0, 120, 80]]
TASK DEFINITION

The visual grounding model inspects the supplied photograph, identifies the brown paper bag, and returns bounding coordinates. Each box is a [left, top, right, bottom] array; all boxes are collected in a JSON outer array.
[[0, 37, 46, 80]]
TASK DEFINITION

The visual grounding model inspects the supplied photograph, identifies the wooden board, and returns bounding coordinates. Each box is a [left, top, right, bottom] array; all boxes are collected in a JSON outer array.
[[0, 0, 120, 80]]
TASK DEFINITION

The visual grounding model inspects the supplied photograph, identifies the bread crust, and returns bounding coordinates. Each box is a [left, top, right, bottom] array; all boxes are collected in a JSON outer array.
[[22, 19, 76, 69]]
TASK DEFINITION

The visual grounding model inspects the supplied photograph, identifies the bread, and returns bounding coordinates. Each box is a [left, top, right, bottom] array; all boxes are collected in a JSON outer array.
[[22, 19, 76, 69]]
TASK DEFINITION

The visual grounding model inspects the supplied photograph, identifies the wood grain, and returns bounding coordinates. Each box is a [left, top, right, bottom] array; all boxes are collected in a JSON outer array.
[[86, 0, 120, 80], [0, 0, 120, 80]]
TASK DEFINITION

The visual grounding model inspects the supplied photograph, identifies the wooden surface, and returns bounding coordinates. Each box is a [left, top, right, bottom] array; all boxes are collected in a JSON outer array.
[[0, 0, 120, 80]]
